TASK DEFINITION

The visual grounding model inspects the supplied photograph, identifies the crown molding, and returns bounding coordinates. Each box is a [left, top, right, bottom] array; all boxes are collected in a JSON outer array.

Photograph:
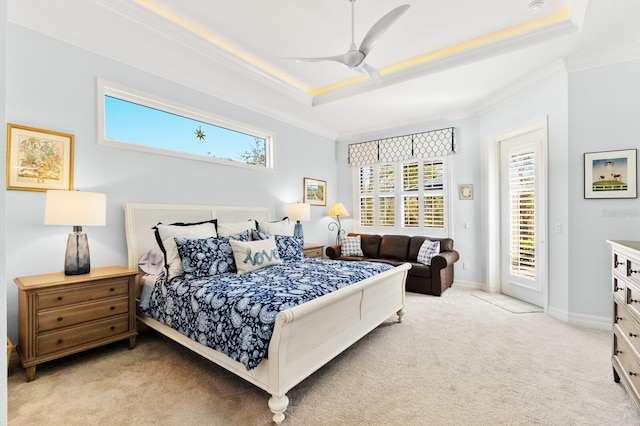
[[564, 41, 640, 73]]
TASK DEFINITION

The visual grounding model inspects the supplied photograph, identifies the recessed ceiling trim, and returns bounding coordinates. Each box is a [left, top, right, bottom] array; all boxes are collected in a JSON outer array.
[[312, 13, 579, 106]]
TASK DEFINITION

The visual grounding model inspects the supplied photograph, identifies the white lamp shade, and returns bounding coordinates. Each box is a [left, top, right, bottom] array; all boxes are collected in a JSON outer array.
[[327, 202, 350, 218], [44, 190, 107, 226], [286, 203, 310, 222]]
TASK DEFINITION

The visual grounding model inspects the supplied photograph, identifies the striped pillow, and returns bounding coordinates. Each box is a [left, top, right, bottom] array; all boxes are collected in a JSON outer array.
[[340, 235, 364, 257]]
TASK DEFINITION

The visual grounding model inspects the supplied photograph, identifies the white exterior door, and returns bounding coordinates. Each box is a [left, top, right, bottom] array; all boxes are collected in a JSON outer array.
[[499, 128, 547, 308]]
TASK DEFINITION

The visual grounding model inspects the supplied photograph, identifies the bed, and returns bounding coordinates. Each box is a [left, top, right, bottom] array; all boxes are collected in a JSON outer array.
[[123, 203, 410, 423]]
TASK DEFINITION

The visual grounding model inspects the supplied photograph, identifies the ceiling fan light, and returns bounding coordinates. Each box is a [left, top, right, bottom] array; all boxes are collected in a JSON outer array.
[[528, 0, 544, 14]]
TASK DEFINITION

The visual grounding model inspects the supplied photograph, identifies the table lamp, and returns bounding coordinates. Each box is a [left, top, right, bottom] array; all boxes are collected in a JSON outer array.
[[286, 203, 311, 240], [44, 190, 107, 275], [327, 202, 350, 245]]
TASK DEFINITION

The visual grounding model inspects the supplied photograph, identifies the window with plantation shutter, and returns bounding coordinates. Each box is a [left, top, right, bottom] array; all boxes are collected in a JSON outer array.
[[354, 157, 449, 236], [509, 151, 536, 279]]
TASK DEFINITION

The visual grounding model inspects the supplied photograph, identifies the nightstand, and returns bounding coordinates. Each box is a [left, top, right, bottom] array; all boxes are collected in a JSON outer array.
[[303, 243, 324, 259], [14, 266, 138, 381]]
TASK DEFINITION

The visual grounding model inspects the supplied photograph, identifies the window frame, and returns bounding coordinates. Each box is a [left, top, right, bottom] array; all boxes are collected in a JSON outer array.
[[352, 156, 451, 237], [97, 79, 274, 171]]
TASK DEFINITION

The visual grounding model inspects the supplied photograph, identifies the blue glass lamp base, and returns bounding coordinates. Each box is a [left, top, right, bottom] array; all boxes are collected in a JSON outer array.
[[64, 231, 91, 275], [293, 221, 304, 240]]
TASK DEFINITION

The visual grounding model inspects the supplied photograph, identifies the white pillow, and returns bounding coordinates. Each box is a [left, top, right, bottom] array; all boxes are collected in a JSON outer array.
[[417, 240, 440, 265], [258, 218, 293, 236], [340, 235, 364, 257], [155, 222, 217, 280], [217, 220, 257, 237], [230, 238, 283, 274]]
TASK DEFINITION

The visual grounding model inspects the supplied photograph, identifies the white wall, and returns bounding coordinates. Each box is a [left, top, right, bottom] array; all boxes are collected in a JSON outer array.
[[4, 24, 337, 341], [568, 59, 640, 319], [1, 0, 9, 420]]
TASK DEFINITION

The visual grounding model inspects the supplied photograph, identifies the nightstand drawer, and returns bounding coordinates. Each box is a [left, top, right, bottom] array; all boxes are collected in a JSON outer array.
[[304, 247, 323, 258], [37, 296, 129, 332], [37, 314, 130, 356], [37, 279, 129, 310]]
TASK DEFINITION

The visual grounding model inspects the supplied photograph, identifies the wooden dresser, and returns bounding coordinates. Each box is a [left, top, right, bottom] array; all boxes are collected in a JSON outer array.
[[14, 266, 138, 381], [608, 240, 640, 411]]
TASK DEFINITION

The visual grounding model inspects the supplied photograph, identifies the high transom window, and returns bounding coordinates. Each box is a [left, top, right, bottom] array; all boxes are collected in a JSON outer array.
[[97, 79, 273, 169]]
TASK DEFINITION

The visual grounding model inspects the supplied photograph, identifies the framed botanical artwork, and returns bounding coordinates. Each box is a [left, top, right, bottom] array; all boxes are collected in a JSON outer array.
[[584, 149, 637, 199], [458, 184, 474, 200], [6, 124, 74, 191], [303, 177, 326, 206]]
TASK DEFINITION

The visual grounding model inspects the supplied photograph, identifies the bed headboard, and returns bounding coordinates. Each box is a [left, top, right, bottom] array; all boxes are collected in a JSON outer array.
[[123, 203, 270, 271]]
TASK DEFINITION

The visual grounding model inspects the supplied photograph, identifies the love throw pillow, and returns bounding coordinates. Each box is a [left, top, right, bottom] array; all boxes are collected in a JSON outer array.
[[230, 238, 283, 274]]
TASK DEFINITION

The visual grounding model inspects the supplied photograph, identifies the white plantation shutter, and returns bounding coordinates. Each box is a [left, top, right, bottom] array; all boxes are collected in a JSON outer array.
[[379, 196, 395, 226], [360, 166, 374, 194], [403, 196, 419, 227], [509, 151, 536, 279], [360, 197, 374, 227], [424, 195, 444, 228], [403, 162, 419, 191], [379, 164, 395, 192]]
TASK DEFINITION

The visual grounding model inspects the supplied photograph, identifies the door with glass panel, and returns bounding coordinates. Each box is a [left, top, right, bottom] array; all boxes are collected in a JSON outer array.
[[500, 129, 546, 308]]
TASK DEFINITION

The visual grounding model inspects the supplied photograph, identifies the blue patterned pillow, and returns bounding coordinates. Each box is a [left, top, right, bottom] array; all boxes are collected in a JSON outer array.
[[252, 230, 303, 262], [175, 230, 249, 277]]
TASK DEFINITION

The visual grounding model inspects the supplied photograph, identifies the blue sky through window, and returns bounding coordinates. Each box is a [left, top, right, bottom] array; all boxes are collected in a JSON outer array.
[[104, 96, 266, 165]]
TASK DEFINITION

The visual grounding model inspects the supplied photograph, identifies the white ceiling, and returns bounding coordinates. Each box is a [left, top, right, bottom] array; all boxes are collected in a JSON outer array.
[[7, 0, 640, 141]]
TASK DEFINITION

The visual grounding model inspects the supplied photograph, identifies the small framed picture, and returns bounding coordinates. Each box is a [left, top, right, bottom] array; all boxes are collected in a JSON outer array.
[[303, 177, 326, 206], [458, 184, 473, 200], [584, 149, 637, 199], [6, 124, 74, 191]]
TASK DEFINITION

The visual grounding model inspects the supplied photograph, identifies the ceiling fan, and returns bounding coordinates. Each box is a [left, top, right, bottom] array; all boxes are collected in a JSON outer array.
[[283, 1, 410, 84]]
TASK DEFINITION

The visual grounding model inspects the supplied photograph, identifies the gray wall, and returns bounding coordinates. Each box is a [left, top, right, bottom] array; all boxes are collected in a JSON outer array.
[[4, 25, 337, 342], [568, 59, 640, 318]]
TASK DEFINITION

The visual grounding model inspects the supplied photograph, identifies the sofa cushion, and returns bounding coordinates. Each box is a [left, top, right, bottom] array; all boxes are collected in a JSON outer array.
[[379, 235, 410, 261], [349, 233, 382, 258], [409, 262, 431, 278]]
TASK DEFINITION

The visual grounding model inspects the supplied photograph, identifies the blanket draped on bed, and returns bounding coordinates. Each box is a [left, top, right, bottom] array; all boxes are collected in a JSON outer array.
[[140, 258, 393, 370]]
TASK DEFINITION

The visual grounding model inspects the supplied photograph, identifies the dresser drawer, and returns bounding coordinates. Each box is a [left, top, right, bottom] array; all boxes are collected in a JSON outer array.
[[614, 331, 640, 395], [615, 302, 640, 359], [37, 314, 130, 356], [628, 257, 640, 286], [614, 251, 628, 276], [627, 282, 640, 320], [37, 279, 129, 310], [37, 296, 129, 333], [614, 276, 626, 304]]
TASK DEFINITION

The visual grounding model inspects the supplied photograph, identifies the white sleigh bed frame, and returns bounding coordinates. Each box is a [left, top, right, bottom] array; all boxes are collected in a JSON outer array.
[[123, 203, 410, 423]]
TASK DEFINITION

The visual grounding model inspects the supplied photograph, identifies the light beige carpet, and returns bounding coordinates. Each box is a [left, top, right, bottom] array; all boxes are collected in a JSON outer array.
[[7, 286, 639, 425]]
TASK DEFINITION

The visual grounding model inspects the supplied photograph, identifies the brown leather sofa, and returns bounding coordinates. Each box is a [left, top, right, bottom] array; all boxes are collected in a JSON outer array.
[[325, 233, 459, 296]]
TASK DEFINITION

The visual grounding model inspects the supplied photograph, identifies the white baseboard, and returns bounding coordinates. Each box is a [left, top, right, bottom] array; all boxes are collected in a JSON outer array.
[[452, 280, 483, 291], [548, 306, 611, 331]]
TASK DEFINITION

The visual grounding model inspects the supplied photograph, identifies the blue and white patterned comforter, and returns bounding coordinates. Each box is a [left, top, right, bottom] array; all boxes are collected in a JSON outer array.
[[140, 258, 393, 370]]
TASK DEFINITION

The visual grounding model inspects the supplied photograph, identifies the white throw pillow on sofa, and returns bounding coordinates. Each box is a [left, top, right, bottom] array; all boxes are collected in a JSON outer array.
[[340, 235, 364, 257], [417, 239, 440, 265]]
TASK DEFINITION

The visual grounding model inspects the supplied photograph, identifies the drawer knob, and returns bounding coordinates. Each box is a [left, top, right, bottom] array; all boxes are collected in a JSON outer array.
[[110, 287, 115, 292], [57, 317, 63, 322], [615, 349, 622, 355], [110, 306, 115, 311], [110, 326, 115, 331], [616, 316, 623, 321], [616, 261, 625, 267], [57, 339, 63, 344], [615, 286, 623, 292], [630, 332, 638, 338], [57, 296, 63, 301], [630, 269, 640, 275], [630, 371, 638, 377], [631, 299, 639, 304]]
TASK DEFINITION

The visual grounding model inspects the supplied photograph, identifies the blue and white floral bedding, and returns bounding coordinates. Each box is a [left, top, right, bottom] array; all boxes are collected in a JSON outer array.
[[139, 258, 393, 370]]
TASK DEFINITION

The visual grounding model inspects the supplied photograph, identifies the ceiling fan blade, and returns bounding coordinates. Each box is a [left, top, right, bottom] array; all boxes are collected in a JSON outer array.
[[359, 4, 410, 57], [280, 53, 349, 65], [358, 63, 383, 84]]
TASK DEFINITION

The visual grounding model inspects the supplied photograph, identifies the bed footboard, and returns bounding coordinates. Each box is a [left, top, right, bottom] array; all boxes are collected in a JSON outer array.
[[266, 262, 410, 423]]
